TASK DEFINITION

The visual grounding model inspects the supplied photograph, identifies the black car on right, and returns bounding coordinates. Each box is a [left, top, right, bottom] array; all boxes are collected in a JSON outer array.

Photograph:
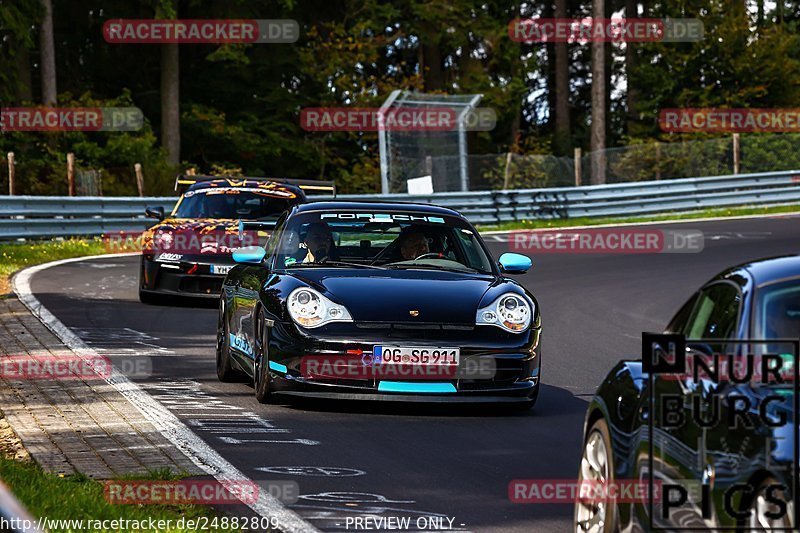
[[577, 255, 800, 532]]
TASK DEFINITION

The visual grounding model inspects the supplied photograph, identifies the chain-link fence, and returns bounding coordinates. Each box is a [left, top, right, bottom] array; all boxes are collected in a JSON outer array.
[[596, 137, 732, 184], [380, 91, 482, 193], [399, 133, 800, 192]]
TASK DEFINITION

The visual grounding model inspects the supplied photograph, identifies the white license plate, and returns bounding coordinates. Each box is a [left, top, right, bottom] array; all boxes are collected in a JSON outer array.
[[210, 264, 234, 275], [373, 346, 460, 366]]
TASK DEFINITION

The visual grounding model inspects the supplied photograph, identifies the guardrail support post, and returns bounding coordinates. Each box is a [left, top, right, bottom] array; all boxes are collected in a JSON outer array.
[[574, 148, 582, 187], [67, 153, 75, 196], [135, 163, 144, 197], [732, 133, 740, 175], [7, 152, 14, 196], [503, 152, 513, 189], [655, 142, 662, 180]]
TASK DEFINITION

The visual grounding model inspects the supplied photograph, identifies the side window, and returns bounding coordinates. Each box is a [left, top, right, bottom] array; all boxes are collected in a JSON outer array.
[[686, 283, 742, 339], [265, 214, 288, 267], [454, 228, 493, 273], [665, 293, 699, 334]]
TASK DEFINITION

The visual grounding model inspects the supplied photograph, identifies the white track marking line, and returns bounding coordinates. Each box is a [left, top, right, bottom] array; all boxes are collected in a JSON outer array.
[[13, 253, 319, 533]]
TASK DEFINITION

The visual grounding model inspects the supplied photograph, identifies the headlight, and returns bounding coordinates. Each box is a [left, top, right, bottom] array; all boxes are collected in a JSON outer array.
[[287, 287, 353, 328], [476, 293, 533, 333]]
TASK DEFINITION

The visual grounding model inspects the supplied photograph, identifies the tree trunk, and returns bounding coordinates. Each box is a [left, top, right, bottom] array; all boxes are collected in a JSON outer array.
[[590, 0, 606, 184], [554, 0, 570, 156], [420, 41, 444, 91], [16, 43, 33, 103], [625, 0, 638, 135], [39, 0, 57, 105], [161, 42, 180, 164]]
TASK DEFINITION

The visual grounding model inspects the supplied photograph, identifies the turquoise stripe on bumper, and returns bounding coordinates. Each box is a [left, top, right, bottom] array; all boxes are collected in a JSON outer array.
[[269, 361, 287, 373], [377, 382, 456, 393]]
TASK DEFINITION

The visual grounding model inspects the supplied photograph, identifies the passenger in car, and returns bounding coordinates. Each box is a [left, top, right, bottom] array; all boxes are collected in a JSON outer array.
[[301, 222, 340, 263]]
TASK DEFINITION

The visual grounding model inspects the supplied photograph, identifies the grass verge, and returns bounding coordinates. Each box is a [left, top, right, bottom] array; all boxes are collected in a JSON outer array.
[[0, 238, 240, 531], [478, 203, 800, 232], [0, 238, 137, 297], [0, 456, 238, 532]]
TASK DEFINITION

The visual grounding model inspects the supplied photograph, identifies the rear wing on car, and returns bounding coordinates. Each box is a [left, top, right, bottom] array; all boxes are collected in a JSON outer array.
[[174, 174, 336, 197]]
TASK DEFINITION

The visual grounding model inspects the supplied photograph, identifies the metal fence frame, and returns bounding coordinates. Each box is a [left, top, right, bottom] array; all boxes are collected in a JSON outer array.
[[1, 170, 798, 240]]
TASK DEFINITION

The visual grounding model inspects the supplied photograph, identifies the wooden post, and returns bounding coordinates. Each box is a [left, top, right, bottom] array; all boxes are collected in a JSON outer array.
[[134, 163, 144, 197], [732, 133, 740, 175], [7, 152, 14, 196], [502, 152, 513, 189], [655, 142, 662, 180], [574, 147, 582, 187], [66, 153, 75, 196]]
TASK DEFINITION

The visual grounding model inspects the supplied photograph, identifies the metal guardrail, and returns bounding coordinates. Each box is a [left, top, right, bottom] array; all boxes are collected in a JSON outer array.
[[312, 169, 800, 224], [0, 197, 176, 239], [0, 170, 798, 239]]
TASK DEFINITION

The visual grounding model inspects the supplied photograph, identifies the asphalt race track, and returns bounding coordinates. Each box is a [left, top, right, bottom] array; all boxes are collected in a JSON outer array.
[[27, 215, 800, 532]]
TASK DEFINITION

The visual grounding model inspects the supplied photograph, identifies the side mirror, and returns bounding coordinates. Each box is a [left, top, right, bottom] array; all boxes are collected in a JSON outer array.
[[498, 253, 532, 274], [233, 246, 267, 264], [145, 206, 165, 220]]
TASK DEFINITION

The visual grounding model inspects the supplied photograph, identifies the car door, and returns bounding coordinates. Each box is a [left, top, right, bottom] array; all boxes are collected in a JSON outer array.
[[651, 281, 744, 528], [229, 216, 286, 372]]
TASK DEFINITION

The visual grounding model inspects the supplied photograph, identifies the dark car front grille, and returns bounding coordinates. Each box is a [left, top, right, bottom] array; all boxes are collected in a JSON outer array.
[[353, 321, 475, 340], [355, 322, 474, 331]]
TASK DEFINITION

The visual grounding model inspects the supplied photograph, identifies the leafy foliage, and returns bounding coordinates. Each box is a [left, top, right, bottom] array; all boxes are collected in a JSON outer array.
[[3, 0, 800, 194]]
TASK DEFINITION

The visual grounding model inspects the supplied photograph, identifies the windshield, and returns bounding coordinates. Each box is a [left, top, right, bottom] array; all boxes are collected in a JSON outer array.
[[173, 188, 291, 220], [273, 211, 495, 274]]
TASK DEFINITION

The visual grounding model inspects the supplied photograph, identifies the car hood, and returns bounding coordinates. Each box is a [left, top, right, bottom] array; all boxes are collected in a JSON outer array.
[[289, 269, 500, 324], [143, 218, 267, 257]]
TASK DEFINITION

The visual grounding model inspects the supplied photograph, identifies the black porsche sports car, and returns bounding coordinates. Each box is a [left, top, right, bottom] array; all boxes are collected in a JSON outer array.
[[215, 201, 542, 407], [577, 255, 800, 532], [138, 174, 334, 303]]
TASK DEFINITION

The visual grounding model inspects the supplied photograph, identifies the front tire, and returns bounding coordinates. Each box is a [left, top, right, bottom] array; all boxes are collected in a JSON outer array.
[[254, 308, 273, 403], [575, 418, 618, 533], [216, 300, 237, 382]]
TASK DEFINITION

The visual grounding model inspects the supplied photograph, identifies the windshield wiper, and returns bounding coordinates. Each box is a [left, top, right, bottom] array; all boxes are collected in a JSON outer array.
[[291, 261, 386, 270], [386, 263, 479, 274]]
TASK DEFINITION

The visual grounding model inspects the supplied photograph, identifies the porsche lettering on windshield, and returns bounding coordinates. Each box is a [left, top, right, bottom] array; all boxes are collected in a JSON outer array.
[[320, 213, 446, 223]]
